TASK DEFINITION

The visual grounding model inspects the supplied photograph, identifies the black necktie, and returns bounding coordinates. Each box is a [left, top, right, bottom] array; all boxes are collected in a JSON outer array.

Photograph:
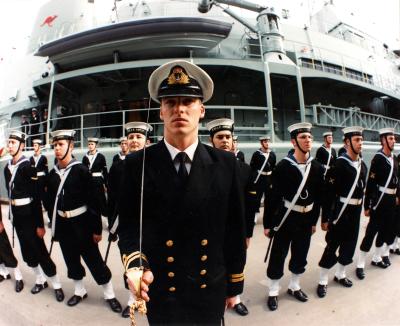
[[176, 152, 189, 185]]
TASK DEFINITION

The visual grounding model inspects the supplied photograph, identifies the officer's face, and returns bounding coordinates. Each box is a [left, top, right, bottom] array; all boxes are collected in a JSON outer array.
[[211, 130, 233, 151], [7, 139, 23, 155], [347, 135, 363, 154], [120, 140, 129, 153], [294, 132, 313, 152], [160, 97, 205, 139], [128, 133, 146, 152], [88, 142, 96, 152], [325, 135, 333, 144], [383, 135, 396, 151], [53, 139, 73, 160], [33, 143, 40, 153]]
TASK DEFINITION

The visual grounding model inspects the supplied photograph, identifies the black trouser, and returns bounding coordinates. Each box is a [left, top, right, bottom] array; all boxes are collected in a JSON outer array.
[[360, 196, 397, 252], [14, 215, 56, 277], [267, 218, 313, 280], [57, 214, 111, 284], [319, 206, 361, 269], [395, 206, 400, 238], [0, 229, 18, 268], [254, 175, 271, 212]]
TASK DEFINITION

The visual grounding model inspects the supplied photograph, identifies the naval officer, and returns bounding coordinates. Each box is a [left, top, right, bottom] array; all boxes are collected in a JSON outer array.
[[47, 130, 122, 312], [264, 122, 324, 311], [117, 60, 246, 325], [316, 126, 367, 297], [4, 130, 64, 301], [356, 128, 399, 277]]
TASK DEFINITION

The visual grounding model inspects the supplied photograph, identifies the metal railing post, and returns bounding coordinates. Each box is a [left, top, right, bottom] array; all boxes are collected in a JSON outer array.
[[80, 115, 84, 149]]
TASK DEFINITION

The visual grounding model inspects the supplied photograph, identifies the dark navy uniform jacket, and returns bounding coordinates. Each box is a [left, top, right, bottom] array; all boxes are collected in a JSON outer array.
[[117, 141, 246, 313], [82, 152, 108, 186], [316, 145, 337, 173], [30, 155, 48, 175], [250, 149, 276, 174]]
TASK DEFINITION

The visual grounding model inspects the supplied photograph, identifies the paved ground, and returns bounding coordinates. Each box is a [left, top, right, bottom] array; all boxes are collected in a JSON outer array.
[[1, 206, 400, 326]]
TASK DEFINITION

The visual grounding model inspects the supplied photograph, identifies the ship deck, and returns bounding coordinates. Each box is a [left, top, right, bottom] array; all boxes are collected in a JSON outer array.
[[0, 205, 399, 326]]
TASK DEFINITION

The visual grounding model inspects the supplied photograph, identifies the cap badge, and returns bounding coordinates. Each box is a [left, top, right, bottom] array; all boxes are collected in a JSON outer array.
[[168, 66, 190, 85]]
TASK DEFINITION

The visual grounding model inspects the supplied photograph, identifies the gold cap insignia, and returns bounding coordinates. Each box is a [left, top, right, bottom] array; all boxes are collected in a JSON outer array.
[[168, 66, 190, 85]]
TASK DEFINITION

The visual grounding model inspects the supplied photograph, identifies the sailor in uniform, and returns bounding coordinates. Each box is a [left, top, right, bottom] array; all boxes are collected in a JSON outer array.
[[4, 130, 64, 301], [250, 136, 276, 214], [82, 138, 108, 218], [108, 124, 152, 318], [263, 122, 324, 311], [206, 118, 257, 317], [30, 139, 49, 214], [315, 131, 337, 179], [338, 136, 347, 157], [316, 126, 367, 298], [47, 130, 122, 312], [0, 200, 24, 292], [232, 135, 245, 162], [117, 60, 246, 325], [390, 152, 400, 255], [356, 128, 399, 278]]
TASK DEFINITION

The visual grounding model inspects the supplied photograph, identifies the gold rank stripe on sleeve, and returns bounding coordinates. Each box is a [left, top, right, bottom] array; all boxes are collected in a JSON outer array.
[[248, 191, 257, 195], [122, 252, 148, 271], [229, 272, 245, 283]]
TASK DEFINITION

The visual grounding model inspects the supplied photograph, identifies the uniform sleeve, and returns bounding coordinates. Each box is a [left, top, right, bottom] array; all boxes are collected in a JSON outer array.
[[83, 166, 103, 235], [43, 156, 49, 175], [24, 164, 44, 228], [310, 162, 325, 226], [263, 161, 284, 229], [269, 152, 276, 170], [82, 156, 89, 167], [244, 169, 257, 237], [364, 157, 378, 210], [249, 152, 257, 170], [315, 147, 323, 164], [321, 162, 340, 223], [224, 158, 246, 297], [101, 154, 109, 186], [117, 155, 150, 272]]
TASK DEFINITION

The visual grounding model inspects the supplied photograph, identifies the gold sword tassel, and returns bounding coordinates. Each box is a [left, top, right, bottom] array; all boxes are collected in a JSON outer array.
[[126, 267, 147, 326]]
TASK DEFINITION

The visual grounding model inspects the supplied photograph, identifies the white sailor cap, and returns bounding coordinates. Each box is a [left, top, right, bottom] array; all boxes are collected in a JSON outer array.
[[288, 122, 312, 138], [379, 128, 395, 136], [148, 60, 214, 104], [32, 108, 38, 112], [119, 136, 128, 142], [233, 135, 238, 141], [32, 139, 42, 145], [259, 136, 271, 141], [342, 126, 363, 138], [87, 137, 99, 143], [323, 131, 333, 137], [125, 122, 153, 135], [8, 130, 27, 143], [206, 118, 234, 136], [51, 130, 75, 142]]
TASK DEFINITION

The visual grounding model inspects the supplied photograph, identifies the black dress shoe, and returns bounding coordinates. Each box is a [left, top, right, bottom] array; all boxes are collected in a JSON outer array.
[[317, 284, 327, 298], [333, 276, 353, 287], [356, 268, 365, 280], [371, 261, 389, 269], [15, 280, 24, 293], [390, 249, 395, 254], [67, 294, 88, 306], [382, 256, 391, 266], [122, 305, 131, 318], [267, 296, 278, 311], [106, 298, 122, 313], [233, 302, 249, 316], [31, 282, 48, 294], [55, 288, 65, 302], [287, 289, 308, 302], [0, 274, 11, 282]]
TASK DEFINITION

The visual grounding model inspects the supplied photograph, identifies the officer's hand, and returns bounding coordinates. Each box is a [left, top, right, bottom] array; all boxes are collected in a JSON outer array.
[[321, 222, 329, 231], [108, 232, 118, 242], [264, 229, 270, 238], [364, 209, 370, 217], [225, 296, 237, 309], [311, 225, 316, 235], [93, 234, 102, 243], [246, 237, 250, 249], [127, 270, 154, 302], [36, 227, 45, 238], [0, 221, 4, 233]]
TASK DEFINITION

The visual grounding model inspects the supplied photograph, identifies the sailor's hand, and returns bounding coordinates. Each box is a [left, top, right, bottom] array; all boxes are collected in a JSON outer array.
[[264, 229, 270, 238], [127, 270, 154, 302], [246, 237, 250, 249], [311, 225, 316, 235], [396, 197, 399, 205], [364, 209, 370, 217], [36, 227, 45, 238], [0, 221, 4, 233], [321, 222, 329, 231], [93, 234, 102, 243], [225, 296, 237, 309]]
